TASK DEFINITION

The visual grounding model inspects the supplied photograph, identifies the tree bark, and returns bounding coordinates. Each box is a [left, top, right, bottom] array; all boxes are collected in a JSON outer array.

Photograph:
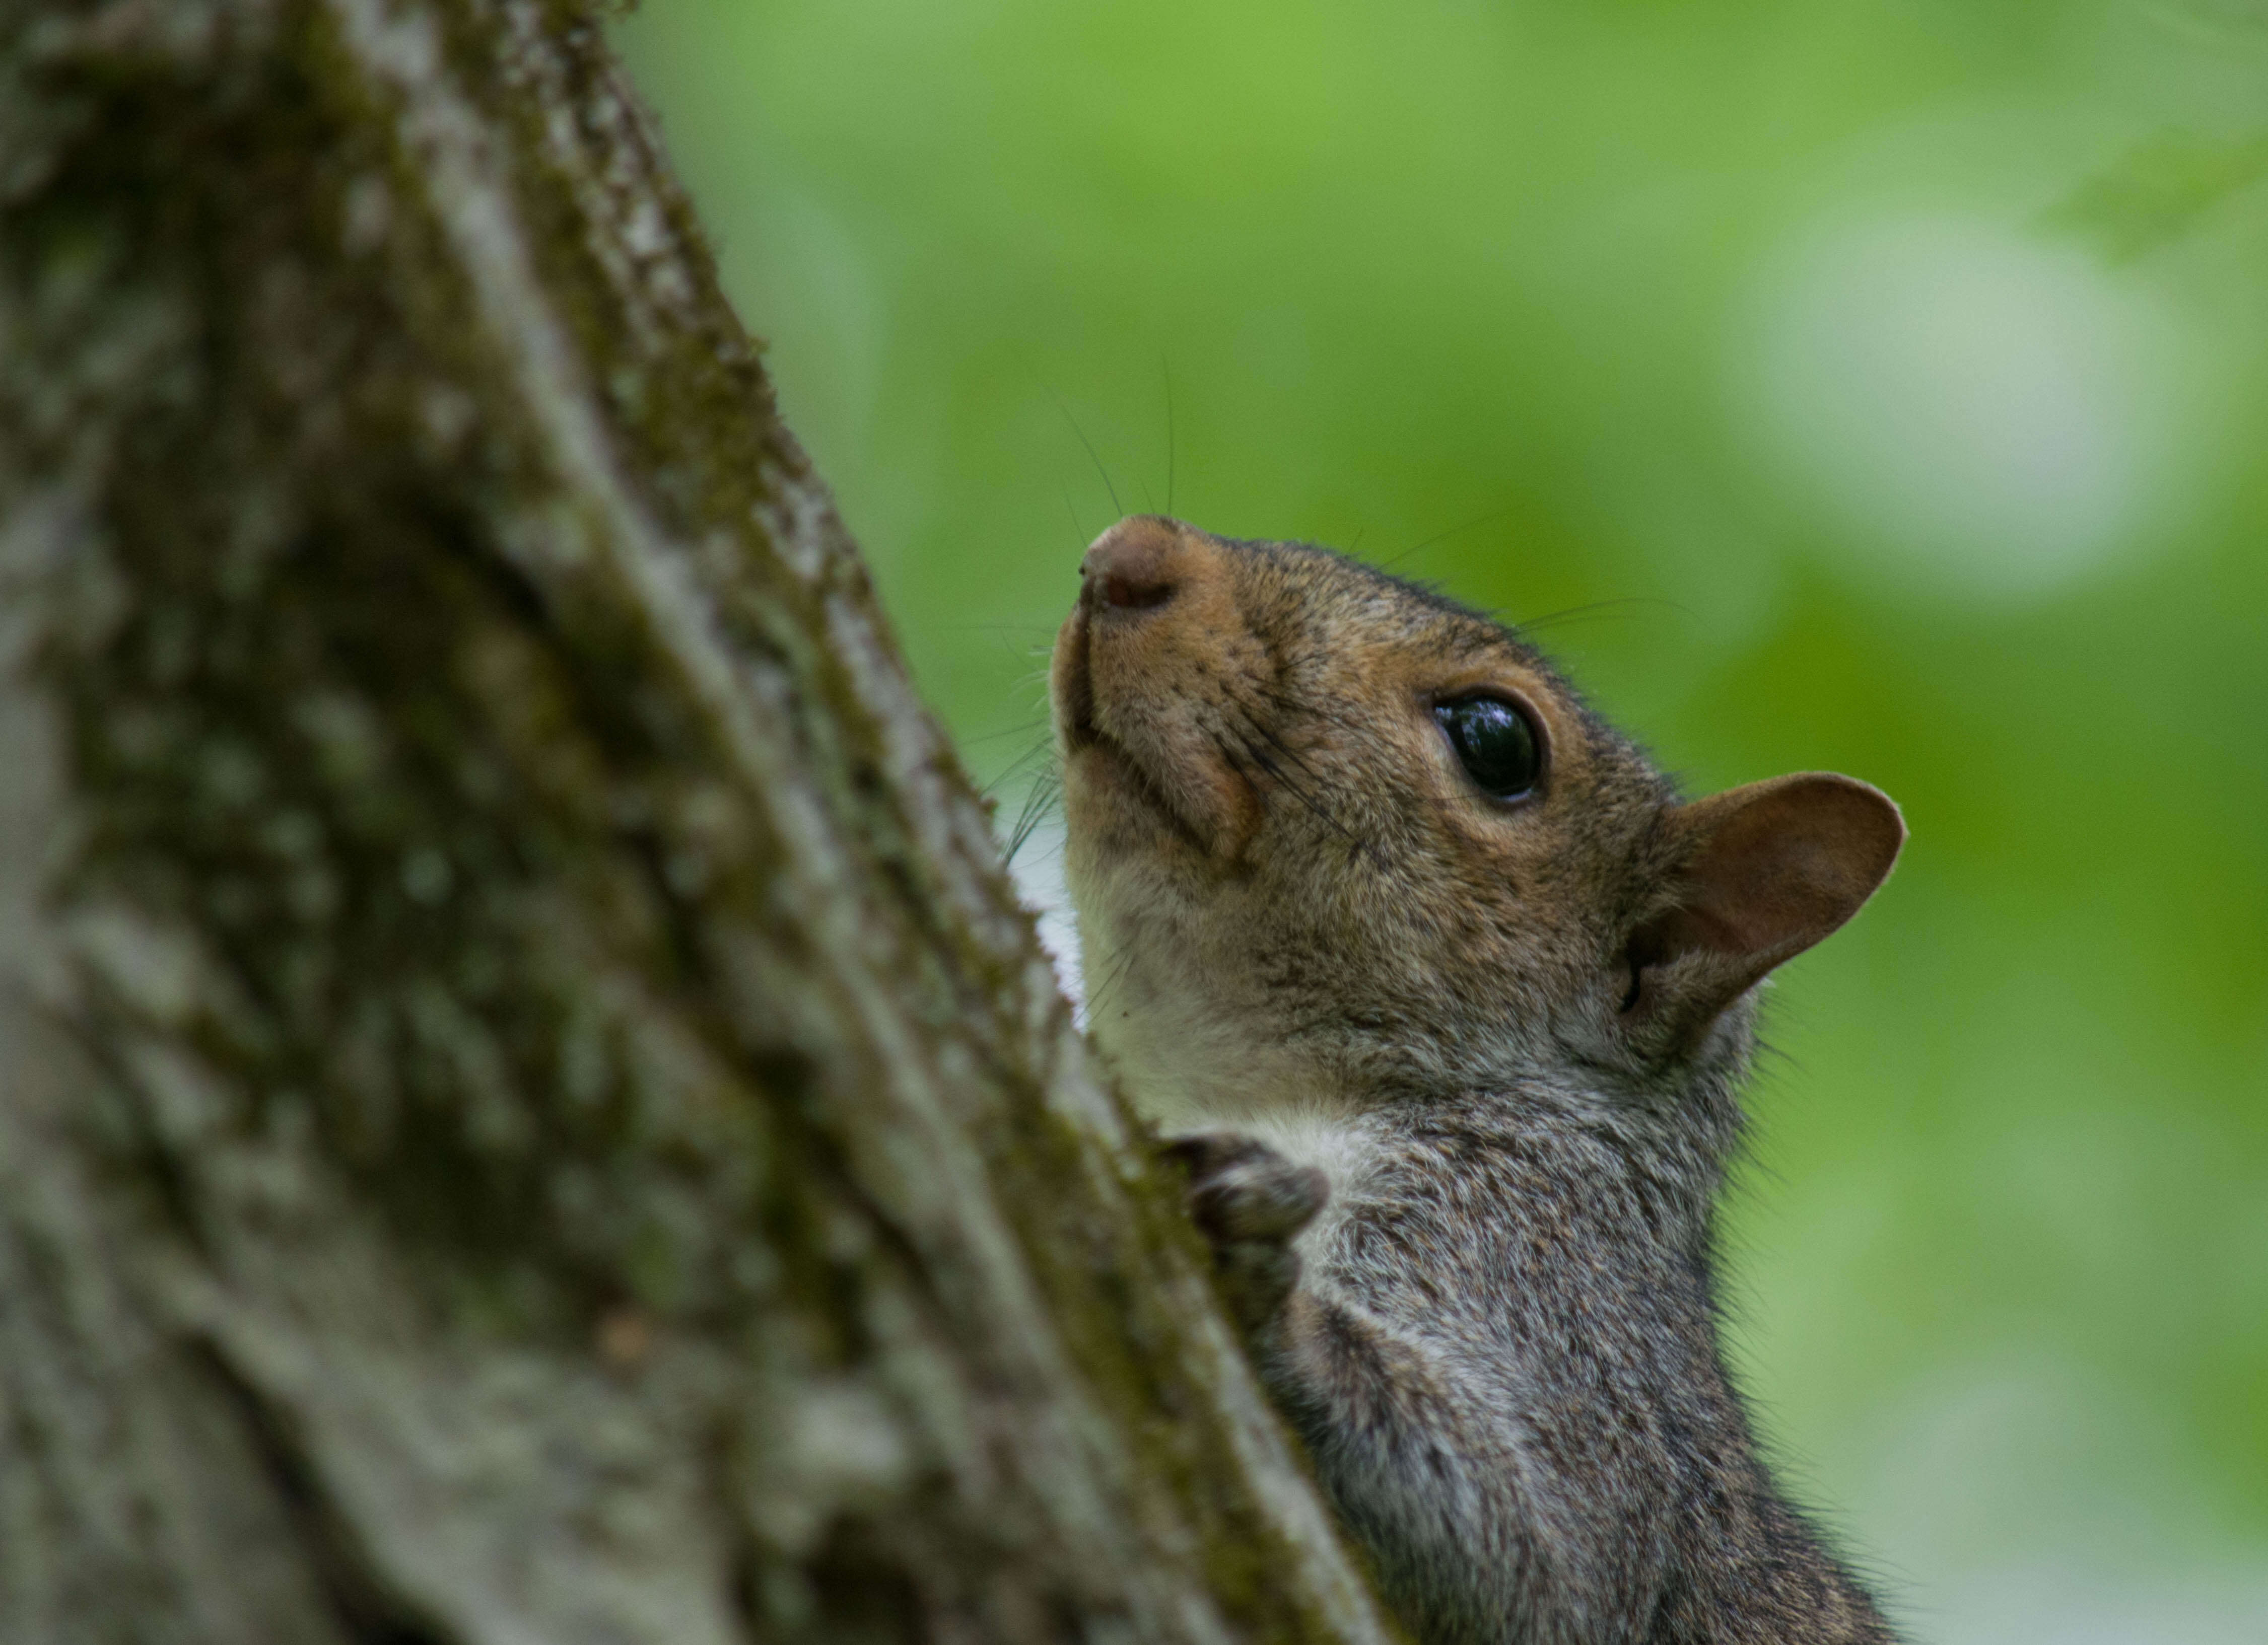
[[0, 3, 1397, 1641]]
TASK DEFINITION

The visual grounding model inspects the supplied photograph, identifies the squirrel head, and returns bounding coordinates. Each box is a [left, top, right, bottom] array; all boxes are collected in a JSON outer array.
[[1050, 515, 1904, 1126]]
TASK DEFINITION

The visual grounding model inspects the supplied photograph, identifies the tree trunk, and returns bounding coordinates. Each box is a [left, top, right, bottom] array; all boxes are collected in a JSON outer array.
[[0, 3, 1397, 1641]]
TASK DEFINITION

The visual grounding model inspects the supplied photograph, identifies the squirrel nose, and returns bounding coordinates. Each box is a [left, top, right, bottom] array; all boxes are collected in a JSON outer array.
[[1081, 516, 1184, 614]]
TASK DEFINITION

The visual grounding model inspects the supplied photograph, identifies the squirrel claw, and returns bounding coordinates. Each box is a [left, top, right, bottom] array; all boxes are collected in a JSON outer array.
[[1163, 1132, 1328, 1332]]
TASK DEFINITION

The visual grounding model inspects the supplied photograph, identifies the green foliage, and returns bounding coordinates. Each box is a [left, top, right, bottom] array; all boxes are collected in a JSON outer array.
[[2044, 129, 2268, 262], [616, 1, 2268, 1633]]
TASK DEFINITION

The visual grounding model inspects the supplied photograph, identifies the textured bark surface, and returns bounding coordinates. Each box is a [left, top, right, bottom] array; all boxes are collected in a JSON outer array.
[[0, 3, 1398, 1641]]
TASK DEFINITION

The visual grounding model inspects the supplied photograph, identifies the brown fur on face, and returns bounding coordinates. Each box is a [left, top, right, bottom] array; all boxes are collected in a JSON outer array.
[[1052, 515, 1897, 1125]]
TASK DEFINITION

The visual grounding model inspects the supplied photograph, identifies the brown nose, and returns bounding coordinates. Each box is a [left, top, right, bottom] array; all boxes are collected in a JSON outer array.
[[1081, 515, 1186, 614]]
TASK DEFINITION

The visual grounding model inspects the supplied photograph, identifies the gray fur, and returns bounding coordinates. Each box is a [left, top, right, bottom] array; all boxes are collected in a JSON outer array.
[[1055, 517, 1905, 1644]]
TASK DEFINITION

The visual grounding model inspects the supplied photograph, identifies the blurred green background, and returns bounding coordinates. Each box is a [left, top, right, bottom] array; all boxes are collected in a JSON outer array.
[[614, 2, 2267, 1637]]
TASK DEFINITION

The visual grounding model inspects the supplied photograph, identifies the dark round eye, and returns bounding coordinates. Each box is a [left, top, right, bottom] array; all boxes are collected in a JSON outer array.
[[1434, 695, 1542, 800]]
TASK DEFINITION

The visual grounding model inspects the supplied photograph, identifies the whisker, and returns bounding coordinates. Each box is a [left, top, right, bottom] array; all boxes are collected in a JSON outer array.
[[1004, 768, 1062, 866], [980, 735, 1056, 798], [1244, 680, 1370, 742], [964, 717, 1050, 748], [1375, 508, 1507, 574], [1510, 596, 1687, 635], [1083, 941, 1140, 1023], [1216, 690, 1392, 870], [1053, 393, 1123, 519], [1223, 723, 1377, 867], [1162, 353, 1177, 518], [1238, 699, 1343, 794], [1245, 721, 1349, 819]]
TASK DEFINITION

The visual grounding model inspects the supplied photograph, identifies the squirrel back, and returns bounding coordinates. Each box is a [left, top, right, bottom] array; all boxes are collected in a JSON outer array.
[[1050, 515, 1905, 1644]]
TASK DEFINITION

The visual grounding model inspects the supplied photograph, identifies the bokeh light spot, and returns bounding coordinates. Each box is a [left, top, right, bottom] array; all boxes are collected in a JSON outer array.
[[1740, 211, 2210, 599]]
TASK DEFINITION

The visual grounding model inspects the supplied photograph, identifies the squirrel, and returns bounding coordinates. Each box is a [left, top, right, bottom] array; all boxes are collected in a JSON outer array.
[[1048, 515, 1907, 1644]]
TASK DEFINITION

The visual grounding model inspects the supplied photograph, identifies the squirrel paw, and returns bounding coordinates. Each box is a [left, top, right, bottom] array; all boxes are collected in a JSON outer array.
[[1162, 1133, 1329, 1335]]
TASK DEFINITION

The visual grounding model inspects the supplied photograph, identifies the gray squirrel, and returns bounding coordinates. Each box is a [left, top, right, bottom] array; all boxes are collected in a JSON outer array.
[[1049, 515, 1906, 1644]]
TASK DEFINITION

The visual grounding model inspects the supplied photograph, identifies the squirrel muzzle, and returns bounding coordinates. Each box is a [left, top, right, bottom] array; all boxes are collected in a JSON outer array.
[[1052, 516, 1266, 861]]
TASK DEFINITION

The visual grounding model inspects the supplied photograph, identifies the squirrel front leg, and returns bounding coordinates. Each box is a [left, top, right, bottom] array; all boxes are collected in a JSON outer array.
[[1161, 1133, 1328, 1333], [1166, 1134, 1538, 1643], [1170, 1140, 1890, 1645]]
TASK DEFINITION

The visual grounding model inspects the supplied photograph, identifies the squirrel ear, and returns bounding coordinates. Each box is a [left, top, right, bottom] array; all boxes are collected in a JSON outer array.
[[1624, 773, 1904, 1032]]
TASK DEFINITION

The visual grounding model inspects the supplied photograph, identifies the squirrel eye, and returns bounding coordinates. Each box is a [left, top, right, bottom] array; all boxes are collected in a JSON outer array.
[[1434, 695, 1541, 800]]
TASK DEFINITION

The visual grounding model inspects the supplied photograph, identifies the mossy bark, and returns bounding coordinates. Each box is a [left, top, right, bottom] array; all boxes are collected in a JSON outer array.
[[0, 3, 1398, 1641]]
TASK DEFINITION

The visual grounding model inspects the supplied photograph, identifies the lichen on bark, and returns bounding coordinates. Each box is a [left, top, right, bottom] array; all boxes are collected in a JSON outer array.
[[0, 2, 1398, 1641]]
